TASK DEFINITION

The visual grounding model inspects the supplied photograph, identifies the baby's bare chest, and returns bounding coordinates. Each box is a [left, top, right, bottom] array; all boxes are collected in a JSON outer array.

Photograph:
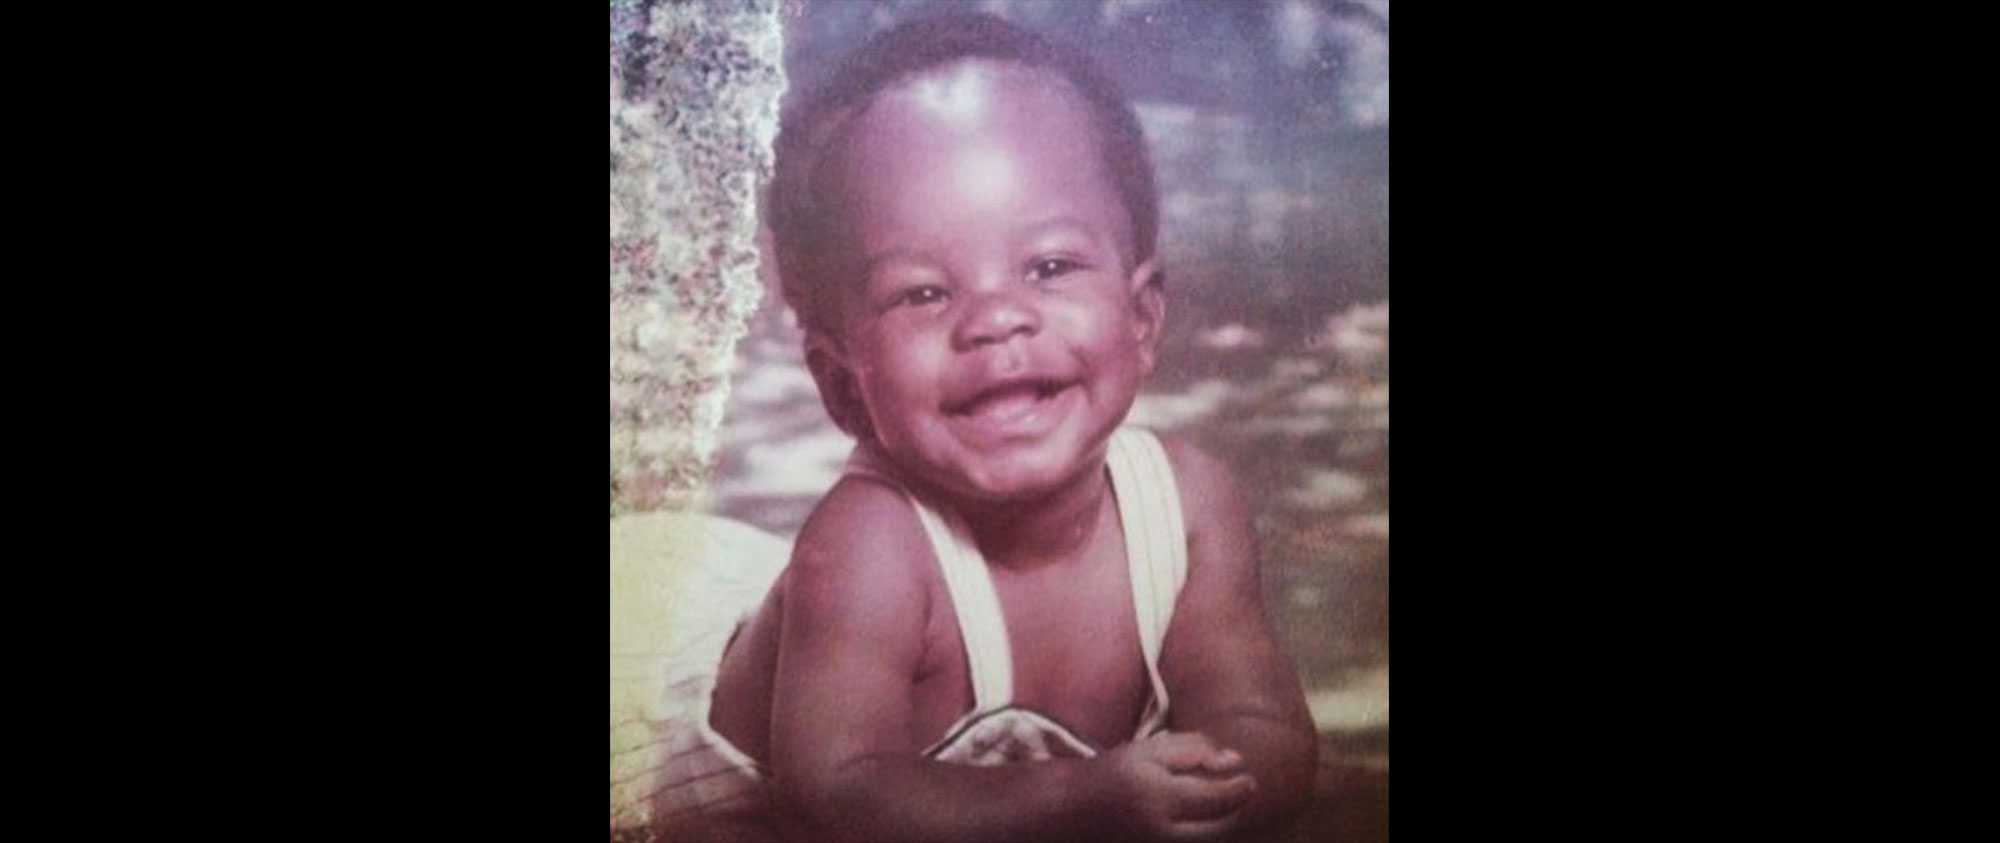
[[909, 545, 1151, 752]]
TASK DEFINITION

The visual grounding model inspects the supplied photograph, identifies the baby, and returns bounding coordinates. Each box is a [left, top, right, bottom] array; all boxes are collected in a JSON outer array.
[[656, 13, 1316, 842]]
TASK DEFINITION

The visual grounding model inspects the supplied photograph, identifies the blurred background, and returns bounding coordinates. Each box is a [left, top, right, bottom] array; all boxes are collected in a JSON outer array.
[[707, 2, 1388, 820]]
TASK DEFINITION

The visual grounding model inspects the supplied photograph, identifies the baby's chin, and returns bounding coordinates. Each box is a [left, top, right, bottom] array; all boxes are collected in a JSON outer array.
[[913, 436, 1112, 506]]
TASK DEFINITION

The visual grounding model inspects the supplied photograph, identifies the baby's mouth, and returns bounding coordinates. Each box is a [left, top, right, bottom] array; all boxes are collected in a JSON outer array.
[[946, 378, 1074, 423]]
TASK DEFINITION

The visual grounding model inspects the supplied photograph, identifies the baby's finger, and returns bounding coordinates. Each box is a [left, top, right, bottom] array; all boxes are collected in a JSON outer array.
[[1168, 771, 1257, 820], [1196, 748, 1244, 776], [1147, 732, 1223, 772]]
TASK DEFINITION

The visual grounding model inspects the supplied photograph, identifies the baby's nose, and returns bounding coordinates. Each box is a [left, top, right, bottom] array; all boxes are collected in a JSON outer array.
[[953, 290, 1041, 350]]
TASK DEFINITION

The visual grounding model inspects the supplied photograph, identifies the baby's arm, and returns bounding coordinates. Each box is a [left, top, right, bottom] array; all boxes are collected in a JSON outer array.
[[769, 477, 1254, 843], [1158, 438, 1321, 837]]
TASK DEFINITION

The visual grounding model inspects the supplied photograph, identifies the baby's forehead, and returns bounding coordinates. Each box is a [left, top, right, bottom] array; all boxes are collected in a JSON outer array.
[[833, 61, 1115, 213], [826, 59, 1126, 229]]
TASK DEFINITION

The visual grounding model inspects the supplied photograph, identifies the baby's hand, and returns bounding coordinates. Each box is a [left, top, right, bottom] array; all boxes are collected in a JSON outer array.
[[1100, 731, 1258, 842]]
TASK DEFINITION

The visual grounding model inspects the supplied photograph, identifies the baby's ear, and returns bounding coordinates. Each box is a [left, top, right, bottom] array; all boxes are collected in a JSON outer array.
[[804, 332, 875, 441], [1127, 258, 1166, 375]]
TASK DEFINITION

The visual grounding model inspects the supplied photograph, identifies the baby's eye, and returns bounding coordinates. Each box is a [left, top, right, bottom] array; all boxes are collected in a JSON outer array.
[[889, 285, 951, 309], [1028, 257, 1085, 283]]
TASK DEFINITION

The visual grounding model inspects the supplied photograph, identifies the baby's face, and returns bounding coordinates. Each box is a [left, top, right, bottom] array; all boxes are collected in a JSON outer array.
[[817, 62, 1161, 504]]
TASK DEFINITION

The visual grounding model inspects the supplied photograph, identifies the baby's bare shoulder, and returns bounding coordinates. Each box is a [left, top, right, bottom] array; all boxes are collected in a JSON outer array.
[[1153, 433, 1249, 542], [787, 475, 937, 615]]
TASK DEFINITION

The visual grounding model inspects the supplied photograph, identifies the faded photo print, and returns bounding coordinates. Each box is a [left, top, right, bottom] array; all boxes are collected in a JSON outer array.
[[612, 2, 1386, 841]]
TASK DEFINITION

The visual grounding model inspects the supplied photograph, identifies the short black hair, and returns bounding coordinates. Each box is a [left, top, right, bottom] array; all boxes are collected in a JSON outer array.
[[767, 11, 1159, 336]]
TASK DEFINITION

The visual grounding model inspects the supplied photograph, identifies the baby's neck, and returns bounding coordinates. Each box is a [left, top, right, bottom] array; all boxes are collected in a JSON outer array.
[[952, 464, 1112, 572]]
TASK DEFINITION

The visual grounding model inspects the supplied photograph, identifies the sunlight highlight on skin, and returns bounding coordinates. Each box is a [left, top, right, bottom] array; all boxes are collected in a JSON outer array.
[[904, 63, 993, 129]]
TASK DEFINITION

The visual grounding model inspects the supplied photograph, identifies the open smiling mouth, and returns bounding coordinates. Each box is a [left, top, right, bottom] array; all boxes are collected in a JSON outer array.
[[944, 378, 1080, 435]]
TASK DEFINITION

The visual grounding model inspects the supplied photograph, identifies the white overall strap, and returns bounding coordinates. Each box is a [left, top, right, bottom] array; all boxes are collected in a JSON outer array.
[[843, 447, 1014, 714], [1105, 428, 1189, 739]]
